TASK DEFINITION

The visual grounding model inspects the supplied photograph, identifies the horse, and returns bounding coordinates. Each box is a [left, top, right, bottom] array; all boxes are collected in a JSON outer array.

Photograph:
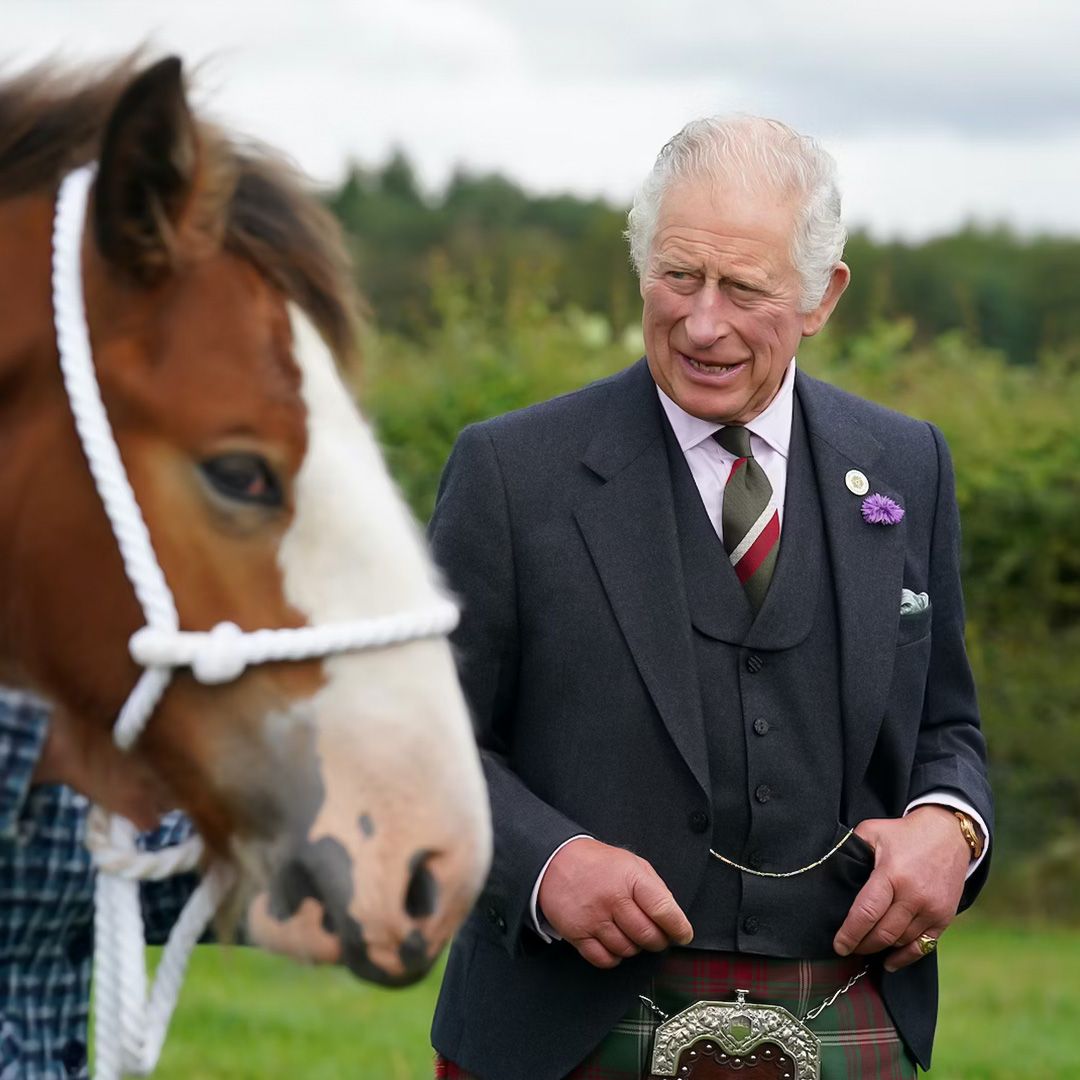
[[0, 54, 491, 992]]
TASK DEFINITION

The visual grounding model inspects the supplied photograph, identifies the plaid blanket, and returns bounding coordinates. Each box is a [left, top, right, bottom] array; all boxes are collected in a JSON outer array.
[[435, 949, 916, 1080], [1, 690, 199, 1078]]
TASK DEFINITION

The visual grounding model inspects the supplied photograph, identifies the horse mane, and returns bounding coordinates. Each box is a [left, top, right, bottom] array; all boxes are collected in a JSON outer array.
[[0, 56, 359, 365]]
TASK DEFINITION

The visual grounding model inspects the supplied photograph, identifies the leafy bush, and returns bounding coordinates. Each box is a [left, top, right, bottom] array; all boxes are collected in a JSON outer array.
[[362, 269, 636, 520], [358, 290, 1080, 918]]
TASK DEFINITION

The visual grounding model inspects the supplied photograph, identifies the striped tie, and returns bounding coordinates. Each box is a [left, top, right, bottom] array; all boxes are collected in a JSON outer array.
[[714, 426, 779, 612]]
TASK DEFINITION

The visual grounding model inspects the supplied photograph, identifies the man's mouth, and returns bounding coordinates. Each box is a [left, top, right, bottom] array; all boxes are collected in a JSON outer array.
[[678, 351, 747, 378]]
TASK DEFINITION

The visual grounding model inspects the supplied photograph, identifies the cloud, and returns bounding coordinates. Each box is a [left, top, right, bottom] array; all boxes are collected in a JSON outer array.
[[471, 0, 1080, 136], [5, 0, 1078, 237]]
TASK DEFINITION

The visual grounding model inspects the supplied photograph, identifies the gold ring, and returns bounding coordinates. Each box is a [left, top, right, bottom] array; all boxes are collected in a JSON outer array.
[[916, 933, 938, 957]]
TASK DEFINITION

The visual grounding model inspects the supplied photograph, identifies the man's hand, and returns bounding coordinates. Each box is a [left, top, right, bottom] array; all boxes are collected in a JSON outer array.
[[833, 805, 971, 971], [538, 837, 693, 969]]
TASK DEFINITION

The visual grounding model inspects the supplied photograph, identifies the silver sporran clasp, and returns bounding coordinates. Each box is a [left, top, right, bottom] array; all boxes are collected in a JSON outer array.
[[649, 988, 821, 1079]]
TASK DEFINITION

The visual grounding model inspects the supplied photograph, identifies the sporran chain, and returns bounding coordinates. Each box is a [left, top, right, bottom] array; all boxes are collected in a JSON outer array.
[[639, 963, 869, 1026], [708, 828, 855, 878]]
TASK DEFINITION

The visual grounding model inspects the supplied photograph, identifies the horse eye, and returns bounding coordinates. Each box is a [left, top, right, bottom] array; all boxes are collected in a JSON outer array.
[[200, 454, 282, 508]]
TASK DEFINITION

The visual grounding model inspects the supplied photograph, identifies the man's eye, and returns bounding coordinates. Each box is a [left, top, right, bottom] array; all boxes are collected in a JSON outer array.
[[200, 454, 283, 508], [667, 270, 692, 280]]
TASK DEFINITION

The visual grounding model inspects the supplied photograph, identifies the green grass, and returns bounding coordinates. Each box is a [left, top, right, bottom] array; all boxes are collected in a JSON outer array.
[[932, 922, 1080, 1079], [148, 947, 441, 1079], [147, 920, 1080, 1078]]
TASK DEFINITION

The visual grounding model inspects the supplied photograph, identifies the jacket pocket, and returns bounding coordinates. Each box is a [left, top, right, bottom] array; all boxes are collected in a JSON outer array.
[[835, 820, 876, 868], [896, 603, 932, 647]]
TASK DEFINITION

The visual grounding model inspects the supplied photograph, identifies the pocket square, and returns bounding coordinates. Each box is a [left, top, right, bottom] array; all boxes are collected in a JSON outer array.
[[900, 588, 929, 615]]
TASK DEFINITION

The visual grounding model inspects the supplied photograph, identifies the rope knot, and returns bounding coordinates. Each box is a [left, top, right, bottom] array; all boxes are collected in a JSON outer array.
[[191, 621, 247, 684]]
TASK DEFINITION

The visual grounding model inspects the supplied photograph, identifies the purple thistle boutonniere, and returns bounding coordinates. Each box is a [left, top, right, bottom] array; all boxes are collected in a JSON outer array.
[[861, 492, 905, 525]]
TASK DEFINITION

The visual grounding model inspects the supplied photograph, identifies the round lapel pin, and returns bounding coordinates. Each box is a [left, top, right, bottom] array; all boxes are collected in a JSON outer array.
[[845, 469, 869, 495]]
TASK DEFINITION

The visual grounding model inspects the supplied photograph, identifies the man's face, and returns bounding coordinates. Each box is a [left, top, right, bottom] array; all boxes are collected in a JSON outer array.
[[641, 179, 848, 424]]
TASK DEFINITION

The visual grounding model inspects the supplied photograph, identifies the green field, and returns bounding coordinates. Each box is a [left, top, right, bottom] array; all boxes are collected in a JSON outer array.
[[149, 920, 1080, 1079]]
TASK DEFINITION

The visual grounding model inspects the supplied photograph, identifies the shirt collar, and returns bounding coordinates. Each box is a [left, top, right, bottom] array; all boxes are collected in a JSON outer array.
[[655, 357, 796, 459]]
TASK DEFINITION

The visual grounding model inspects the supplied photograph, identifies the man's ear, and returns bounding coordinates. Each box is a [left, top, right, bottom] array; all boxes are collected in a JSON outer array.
[[93, 56, 198, 285], [802, 262, 850, 338]]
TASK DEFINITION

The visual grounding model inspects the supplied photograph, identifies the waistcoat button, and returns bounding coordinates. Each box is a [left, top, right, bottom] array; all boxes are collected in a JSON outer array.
[[752, 717, 770, 736], [688, 810, 710, 834], [745, 654, 764, 674], [743, 916, 760, 934], [754, 784, 772, 804]]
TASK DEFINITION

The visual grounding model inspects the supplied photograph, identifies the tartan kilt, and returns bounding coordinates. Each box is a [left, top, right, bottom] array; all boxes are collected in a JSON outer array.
[[435, 949, 916, 1080]]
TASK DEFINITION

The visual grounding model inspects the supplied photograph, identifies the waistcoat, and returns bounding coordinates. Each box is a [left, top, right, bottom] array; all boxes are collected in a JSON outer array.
[[664, 398, 875, 957]]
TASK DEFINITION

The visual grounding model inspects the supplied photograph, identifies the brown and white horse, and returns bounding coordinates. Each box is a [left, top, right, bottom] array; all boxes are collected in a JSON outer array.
[[0, 57, 490, 986]]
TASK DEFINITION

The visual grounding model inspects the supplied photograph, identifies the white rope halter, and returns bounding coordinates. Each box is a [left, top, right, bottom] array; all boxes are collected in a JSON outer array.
[[51, 164, 460, 1078]]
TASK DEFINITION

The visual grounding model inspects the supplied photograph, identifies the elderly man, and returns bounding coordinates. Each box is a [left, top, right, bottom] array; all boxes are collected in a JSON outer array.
[[430, 116, 991, 1080]]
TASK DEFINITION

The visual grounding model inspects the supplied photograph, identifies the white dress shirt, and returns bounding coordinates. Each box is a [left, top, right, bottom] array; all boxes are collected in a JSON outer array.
[[656, 357, 797, 540], [529, 360, 987, 939]]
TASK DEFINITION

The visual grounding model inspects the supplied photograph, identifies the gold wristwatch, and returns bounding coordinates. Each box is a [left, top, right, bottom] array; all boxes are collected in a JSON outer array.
[[954, 811, 984, 860]]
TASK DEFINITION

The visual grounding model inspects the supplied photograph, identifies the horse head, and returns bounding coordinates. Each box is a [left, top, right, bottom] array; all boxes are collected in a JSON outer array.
[[0, 57, 491, 985]]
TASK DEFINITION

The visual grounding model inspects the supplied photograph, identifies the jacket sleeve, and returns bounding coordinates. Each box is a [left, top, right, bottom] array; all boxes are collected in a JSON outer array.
[[0, 690, 50, 842], [907, 423, 994, 907], [429, 424, 586, 955]]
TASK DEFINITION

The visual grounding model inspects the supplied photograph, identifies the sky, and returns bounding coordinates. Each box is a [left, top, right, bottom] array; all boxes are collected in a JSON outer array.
[[7, 0, 1080, 239]]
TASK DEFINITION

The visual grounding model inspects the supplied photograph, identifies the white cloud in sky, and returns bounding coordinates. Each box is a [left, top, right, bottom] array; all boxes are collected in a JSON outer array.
[[477, 0, 1080, 132], [6, 0, 1079, 238]]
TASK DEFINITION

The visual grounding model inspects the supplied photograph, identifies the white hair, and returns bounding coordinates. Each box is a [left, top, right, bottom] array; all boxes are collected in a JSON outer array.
[[626, 115, 847, 312]]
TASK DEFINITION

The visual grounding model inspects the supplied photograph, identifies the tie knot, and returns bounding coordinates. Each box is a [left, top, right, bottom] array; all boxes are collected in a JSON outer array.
[[714, 425, 753, 459]]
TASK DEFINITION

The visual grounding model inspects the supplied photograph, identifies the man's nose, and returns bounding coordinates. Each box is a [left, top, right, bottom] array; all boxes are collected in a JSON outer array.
[[684, 287, 732, 349]]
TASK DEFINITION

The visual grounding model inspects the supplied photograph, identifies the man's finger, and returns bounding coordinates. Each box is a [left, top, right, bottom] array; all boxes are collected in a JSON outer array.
[[851, 898, 918, 956], [612, 897, 670, 952], [883, 925, 947, 972], [576, 937, 623, 970], [891, 912, 938, 953], [593, 920, 641, 959], [834, 871, 894, 956], [631, 873, 693, 945]]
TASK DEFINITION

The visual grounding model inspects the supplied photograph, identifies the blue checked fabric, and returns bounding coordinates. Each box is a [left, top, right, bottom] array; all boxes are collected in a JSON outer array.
[[0, 688, 200, 1078]]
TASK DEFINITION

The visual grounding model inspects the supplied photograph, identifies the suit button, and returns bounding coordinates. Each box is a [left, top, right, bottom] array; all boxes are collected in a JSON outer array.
[[486, 905, 507, 933], [747, 852, 764, 871], [743, 916, 760, 935], [752, 717, 770, 736], [688, 810, 710, 834], [754, 784, 772, 804], [745, 654, 764, 674]]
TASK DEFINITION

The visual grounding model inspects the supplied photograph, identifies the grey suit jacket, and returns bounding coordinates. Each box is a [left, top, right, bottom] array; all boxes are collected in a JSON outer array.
[[429, 359, 992, 1080]]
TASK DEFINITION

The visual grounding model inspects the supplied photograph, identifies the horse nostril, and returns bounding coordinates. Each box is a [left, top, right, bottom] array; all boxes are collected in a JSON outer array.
[[399, 928, 429, 976], [269, 853, 321, 921], [404, 850, 440, 920], [269, 837, 353, 925]]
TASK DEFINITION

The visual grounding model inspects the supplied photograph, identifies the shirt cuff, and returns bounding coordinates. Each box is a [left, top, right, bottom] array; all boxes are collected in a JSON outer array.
[[0, 690, 51, 841], [529, 834, 592, 943], [905, 793, 989, 878]]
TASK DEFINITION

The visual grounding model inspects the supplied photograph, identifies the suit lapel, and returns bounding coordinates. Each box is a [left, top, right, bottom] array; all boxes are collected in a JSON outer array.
[[574, 361, 710, 797], [797, 372, 907, 800], [572, 363, 909, 804]]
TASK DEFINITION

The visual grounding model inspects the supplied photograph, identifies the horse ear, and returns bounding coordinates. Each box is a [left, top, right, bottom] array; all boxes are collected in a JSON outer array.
[[93, 56, 198, 284]]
